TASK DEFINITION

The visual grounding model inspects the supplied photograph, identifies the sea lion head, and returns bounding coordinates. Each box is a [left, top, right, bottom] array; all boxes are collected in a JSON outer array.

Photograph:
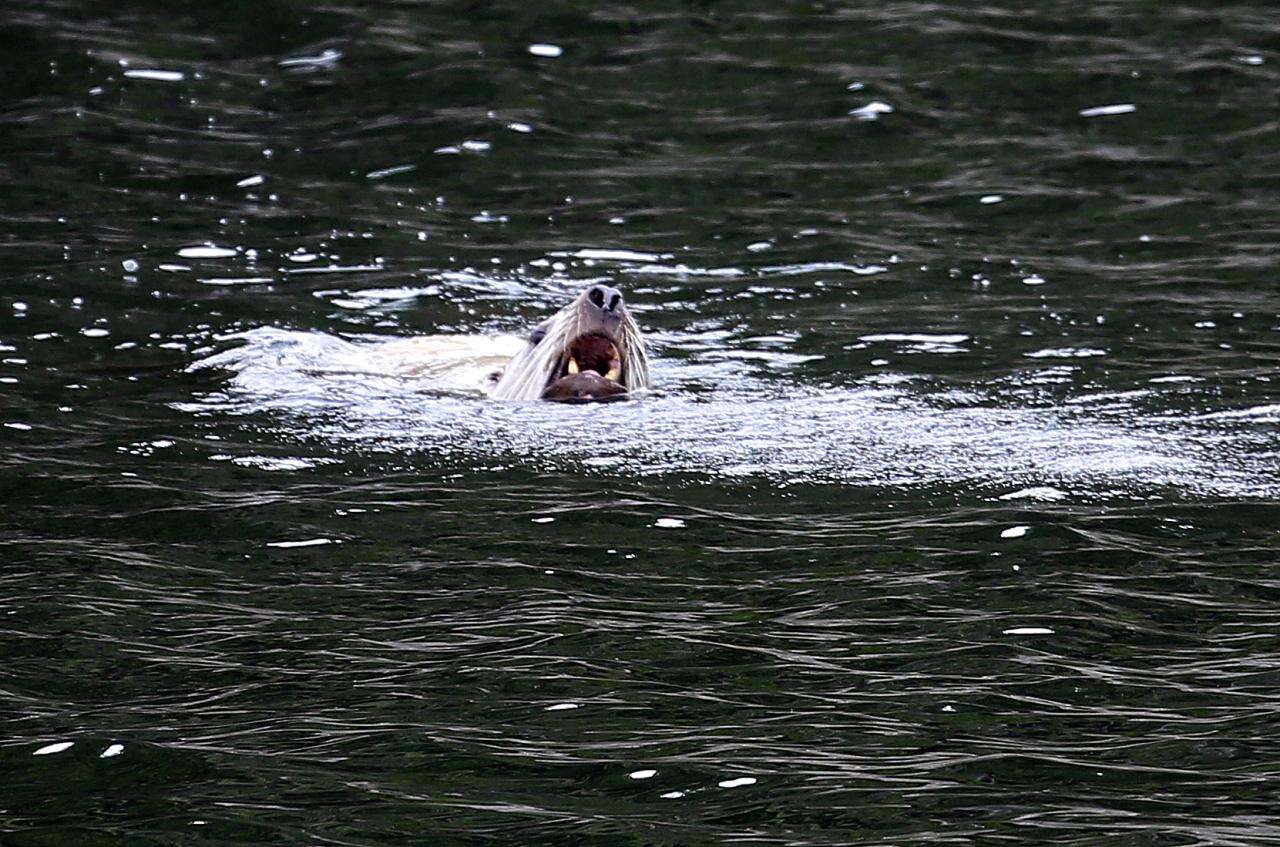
[[490, 284, 650, 402]]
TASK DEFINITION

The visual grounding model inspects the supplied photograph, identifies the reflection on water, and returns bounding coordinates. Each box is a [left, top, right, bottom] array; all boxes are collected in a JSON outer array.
[[2, 0, 1280, 843]]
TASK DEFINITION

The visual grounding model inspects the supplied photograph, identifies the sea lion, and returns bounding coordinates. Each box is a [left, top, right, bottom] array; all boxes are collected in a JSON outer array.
[[490, 284, 650, 402]]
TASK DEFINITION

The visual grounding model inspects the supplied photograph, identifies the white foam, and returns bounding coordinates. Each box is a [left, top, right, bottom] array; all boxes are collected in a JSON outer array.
[[556, 248, 673, 263], [178, 245, 237, 259], [279, 49, 342, 68], [1079, 104, 1136, 117], [124, 69, 184, 82], [266, 538, 334, 548], [998, 487, 1067, 502], [181, 326, 1280, 501], [34, 741, 74, 756], [366, 164, 416, 180], [850, 101, 893, 121], [861, 333, 970, 344], [718, 777, 757, 788], [1025, 347, 1106, 359]]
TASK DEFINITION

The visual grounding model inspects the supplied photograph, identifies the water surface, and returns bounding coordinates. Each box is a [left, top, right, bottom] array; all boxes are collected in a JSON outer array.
[[2, 1, 1279, 844]]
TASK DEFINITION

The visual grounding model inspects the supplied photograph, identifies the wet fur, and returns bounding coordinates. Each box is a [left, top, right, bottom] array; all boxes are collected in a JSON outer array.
[[490, 289, 650, 401]]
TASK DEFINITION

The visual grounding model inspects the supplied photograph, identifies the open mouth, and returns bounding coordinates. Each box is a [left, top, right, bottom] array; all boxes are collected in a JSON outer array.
[[558, 333, 622, 384], [541, 333, 627, 403]]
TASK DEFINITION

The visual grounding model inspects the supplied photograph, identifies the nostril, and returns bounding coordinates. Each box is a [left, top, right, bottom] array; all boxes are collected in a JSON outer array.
[[608, 293, 621, 311], [588, 287, 605, 307]]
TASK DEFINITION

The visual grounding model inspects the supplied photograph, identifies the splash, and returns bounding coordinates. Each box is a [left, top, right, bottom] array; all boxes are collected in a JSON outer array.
[[183, 328, 1280, 501]]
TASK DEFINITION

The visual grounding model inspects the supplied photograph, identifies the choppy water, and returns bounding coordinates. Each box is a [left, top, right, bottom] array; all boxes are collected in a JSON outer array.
[[3, 1, 1280, 844]]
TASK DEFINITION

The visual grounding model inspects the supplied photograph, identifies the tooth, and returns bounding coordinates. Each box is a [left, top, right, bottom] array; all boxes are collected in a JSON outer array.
[[605, 362, 621, 381], [567, 358, 580, 374]]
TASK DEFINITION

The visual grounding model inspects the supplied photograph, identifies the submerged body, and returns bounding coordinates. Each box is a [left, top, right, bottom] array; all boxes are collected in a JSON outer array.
[[377, 284, 649, 402]]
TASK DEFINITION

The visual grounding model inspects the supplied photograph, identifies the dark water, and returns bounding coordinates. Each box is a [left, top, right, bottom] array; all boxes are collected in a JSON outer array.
[[3, 1, 1280, 843]]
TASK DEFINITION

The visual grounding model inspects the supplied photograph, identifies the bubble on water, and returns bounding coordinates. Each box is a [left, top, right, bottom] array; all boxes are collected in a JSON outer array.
[[1000, 525, 1030, 539], [545, 703, 579, 711], [654, 518, 685, 528], [236, 175, 265, 188], [100, 744, 124, 758], [121, 259, 140, 272], [528, 43, 563, 58], [980, 195, 1003, 204], [1003, 627, 1054, 635], [629, 770, 657, 780]]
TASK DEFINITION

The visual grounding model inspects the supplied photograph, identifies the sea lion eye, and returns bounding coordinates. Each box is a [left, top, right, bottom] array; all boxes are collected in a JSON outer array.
[[530, 327, 546, 345], [588, 287, 605, 307]]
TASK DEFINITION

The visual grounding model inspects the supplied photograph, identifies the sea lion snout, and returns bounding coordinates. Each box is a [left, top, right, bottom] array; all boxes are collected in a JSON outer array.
[[587, 285, 623, 315]]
